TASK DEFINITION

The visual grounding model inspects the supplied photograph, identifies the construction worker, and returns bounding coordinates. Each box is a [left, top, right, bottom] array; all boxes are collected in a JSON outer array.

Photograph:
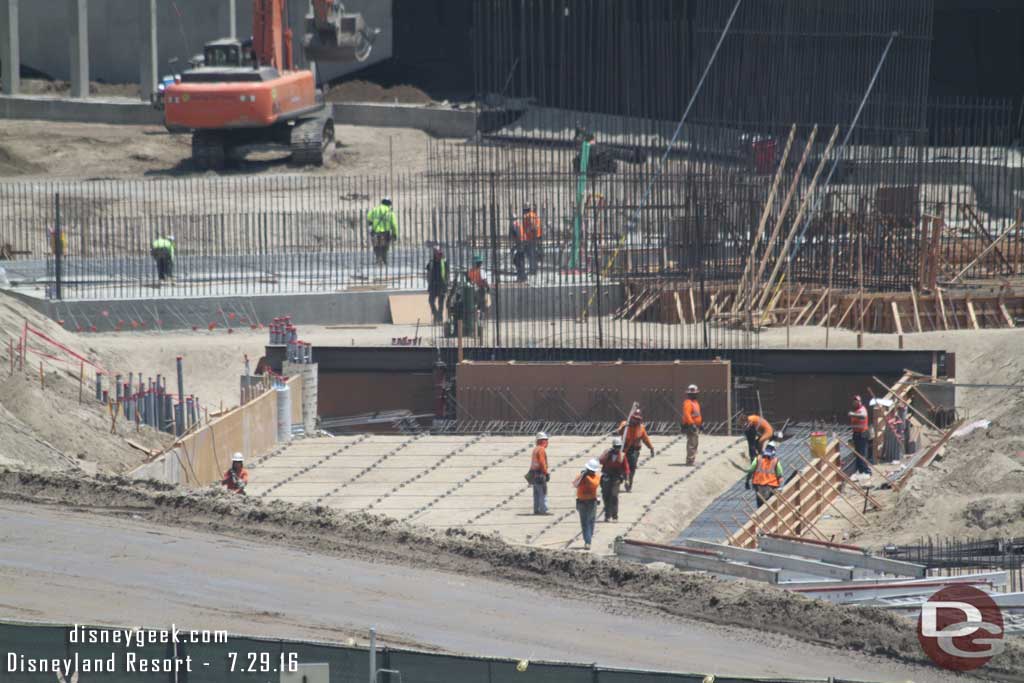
[[849, 394, 872, 478], [617, 407, 654, 492], [744, 414, 773, 461], [222, 452, 248, 494], [681, 384, 703, 466], [425, 246, 449, 324], [150, 234, 176, 284], [368, 197, 398, 266], [520, 204, 543, 274], [598, 436, 629, 522], [745, 442, 783, 508], [467, 254, 490, 314], [529, 432, 551, 514], [573, 458, 602, 550], [509, 213, 527, 283]]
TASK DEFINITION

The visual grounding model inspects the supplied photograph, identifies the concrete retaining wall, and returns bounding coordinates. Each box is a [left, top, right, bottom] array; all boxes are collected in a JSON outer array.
[[333, 102, 477, 138], [0, 93, 162, 125]]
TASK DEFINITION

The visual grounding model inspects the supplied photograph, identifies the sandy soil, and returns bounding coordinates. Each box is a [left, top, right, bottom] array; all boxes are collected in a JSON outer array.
[[0, 119, 435, 178], [1, 470, 1018, 681], [5, 78, 141, 98], [327, 79, 434, 105]]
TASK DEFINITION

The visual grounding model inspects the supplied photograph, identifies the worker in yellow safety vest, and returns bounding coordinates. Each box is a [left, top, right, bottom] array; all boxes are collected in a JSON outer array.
[[368, 197, 398, 266]]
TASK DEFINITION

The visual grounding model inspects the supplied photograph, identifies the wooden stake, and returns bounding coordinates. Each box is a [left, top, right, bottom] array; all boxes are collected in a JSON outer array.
[[891, 301, 904, 348], [936, 287, 949, 330], [999, 300, 1015, 328], [795, 452, 869, 525], [836, 297, 857, 329], [673, 291, 686, 325], [688, 288, 697, 323], [818, 304, 837, 327]]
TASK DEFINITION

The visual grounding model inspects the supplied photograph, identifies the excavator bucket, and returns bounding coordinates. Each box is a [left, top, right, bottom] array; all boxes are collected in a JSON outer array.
[[303, 0, 380, 63]]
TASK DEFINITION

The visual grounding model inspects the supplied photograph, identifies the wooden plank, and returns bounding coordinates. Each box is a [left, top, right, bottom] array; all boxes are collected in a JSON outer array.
[[910, 288, 923, 332], [966, 298, 980, 330], [388, 294, 432, 325], [836, 296, 857, 328], [818, 303, 837, 327], [673, 291, 686, 325], [803, 288, 830, 325], [937, 288, 949, 330], [1000, 301, 1016, 328], [891, 301, 904, 336], [792, 303, 812, 326], [689, 288, 697, 323]]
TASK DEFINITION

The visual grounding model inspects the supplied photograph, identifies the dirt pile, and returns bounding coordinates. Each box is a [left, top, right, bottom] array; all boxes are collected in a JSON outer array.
[[0, 144, 45, 176], [2, 468, 1020, 678], [327, 80, 433, 105], [16, 78, 140, 98], [0, 292, 171, 472]]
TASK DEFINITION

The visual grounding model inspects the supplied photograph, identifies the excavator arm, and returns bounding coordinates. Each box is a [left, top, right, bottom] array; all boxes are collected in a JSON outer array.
[[304, 0, 380, 63]]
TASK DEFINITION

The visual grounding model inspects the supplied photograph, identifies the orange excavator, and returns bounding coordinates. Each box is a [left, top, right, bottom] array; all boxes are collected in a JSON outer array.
[[162, 0, 378, 169]]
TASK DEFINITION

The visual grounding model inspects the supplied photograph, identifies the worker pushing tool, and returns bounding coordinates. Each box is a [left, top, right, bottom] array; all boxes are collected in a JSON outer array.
[[598, 436, 629, 522], [617, 405, 654, 492], [745, 442, 782, 508], [150, 234, 176, 285], [222, 452, 248, 494], [368, 197, 398, 266], [573, 458, 602, 550], [528, 432, 551, 515], [743, 414, 773, 461], [681, 384, 702, 466]]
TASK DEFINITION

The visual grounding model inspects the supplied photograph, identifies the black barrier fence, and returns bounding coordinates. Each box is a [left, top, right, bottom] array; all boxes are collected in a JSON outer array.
[[0, 620, 881, 683]]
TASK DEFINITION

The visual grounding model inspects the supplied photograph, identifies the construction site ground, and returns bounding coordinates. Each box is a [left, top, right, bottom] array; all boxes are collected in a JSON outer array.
[[0, 119, 435, 178], [248, 434, 748, 555], [2, 471, 1022, 683]]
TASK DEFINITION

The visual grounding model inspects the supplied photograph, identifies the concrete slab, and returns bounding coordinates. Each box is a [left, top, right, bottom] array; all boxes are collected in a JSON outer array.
[[257, 434, 747, 555]]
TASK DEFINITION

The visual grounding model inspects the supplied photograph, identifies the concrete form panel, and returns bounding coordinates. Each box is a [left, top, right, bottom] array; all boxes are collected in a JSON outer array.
[[456, 361, 730, 425]]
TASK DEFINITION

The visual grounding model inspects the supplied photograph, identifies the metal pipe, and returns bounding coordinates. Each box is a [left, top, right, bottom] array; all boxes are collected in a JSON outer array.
[[369, 627, 376, 683], [176, 356, 185, 412]]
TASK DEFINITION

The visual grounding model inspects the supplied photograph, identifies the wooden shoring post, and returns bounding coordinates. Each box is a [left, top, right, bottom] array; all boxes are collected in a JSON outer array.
[[756, 125, 840, 312], [818, 303, 837, 327], [910, 288, 923, 332], [891, 301, 905, 348], [749, 126, 821, 314], [769, 483, 830, 542], [803, 288, 830, 326], [733, 123, 798, 314], [689, 287, 697, 323], [795, 452, 868, 525], [857, 228, 865, 347], [817, 445, 884, 510], [936, 288, 949, 330], [674, 291, 686, 325], [927, 211, 944, 290], [871, 375, 942, 433], [836, 295, 857, 329], [966, 298, 980, 330], [1000, 299, 1016, 328], [963, 204, 1014, 274]]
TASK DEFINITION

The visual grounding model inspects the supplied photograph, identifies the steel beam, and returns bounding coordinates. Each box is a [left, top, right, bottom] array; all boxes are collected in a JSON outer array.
[[760, 536, 926, 578], [614, 539, 781, 584], [68, 0, 89, 99], [682, 538, 855, 581], [0, 0, 19, 95]]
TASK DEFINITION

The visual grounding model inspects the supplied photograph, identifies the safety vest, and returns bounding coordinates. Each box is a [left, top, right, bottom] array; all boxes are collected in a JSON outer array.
[[530, 445, 548, 474], [468, 266, 485, 287], [751, 455, 780, 487], [575, 471, 600, 500], [151, 237, 175, 259], [428, 258, 448, 284], [850, 405, 869, 433], [683, 399, 702, 427], [368, 204, 398, 236], [522, 211, 541, 240]]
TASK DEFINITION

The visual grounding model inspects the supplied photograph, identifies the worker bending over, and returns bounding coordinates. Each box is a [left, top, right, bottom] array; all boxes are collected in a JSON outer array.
[[573, 459, 602, 551], [849, 394, 872, 478], [368, 197, 398, 266], [151, 234, 176, 285], [617, 408, 654, 492], [598, 436, 629, 522], [529, 432, 551, 515], [744, 414, 773, 461], [222, 452, 248, 494], [681, 384, 702, 466], [745, 442, 782, 508]]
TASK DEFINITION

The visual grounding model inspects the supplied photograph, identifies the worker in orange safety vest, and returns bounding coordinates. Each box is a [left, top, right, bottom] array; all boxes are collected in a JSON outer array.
[[745, 442, 783, 508], [681, 384, 703, 466], [598, 436, 630, 522], [529, 431, 551, 514], [744, 414, 773, 461], [520, 204, 542, 275], [617, 407, 654, 492], [573, 458, 602, 550], [222, 452, 249, 494]]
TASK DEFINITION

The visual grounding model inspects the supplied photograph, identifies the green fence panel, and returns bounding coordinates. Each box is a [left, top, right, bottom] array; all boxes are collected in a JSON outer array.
[[597, 668, 710, 683], [0, 622, 69, 683], [488, 658, 595, 683]]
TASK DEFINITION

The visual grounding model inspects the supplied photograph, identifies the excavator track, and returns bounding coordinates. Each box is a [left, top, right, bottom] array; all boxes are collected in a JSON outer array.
[[290, 116, 335, 167], [192, 131, 226, 171]]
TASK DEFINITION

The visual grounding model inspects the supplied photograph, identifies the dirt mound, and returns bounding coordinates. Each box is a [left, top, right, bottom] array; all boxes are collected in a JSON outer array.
[[0, 144, 45, 176], [3, 468, 1020, 677], [327, 79, 433, 105], [0, 292, 171, 472], [17, 78, 140, 98]]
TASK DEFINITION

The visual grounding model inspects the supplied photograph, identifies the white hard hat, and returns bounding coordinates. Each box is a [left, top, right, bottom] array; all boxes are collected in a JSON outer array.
[[688, 384, 699, 393], [231, 452, 244, 463], [167, 234, 176, 242], [536, 431, 548, 442], [611, 436, 623, 448], [585, 458, 601, 473]]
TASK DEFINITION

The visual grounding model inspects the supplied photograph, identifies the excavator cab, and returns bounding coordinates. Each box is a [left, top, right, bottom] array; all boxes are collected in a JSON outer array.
[[204, 40, 244, 68], [304, 0, 380, 63]]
